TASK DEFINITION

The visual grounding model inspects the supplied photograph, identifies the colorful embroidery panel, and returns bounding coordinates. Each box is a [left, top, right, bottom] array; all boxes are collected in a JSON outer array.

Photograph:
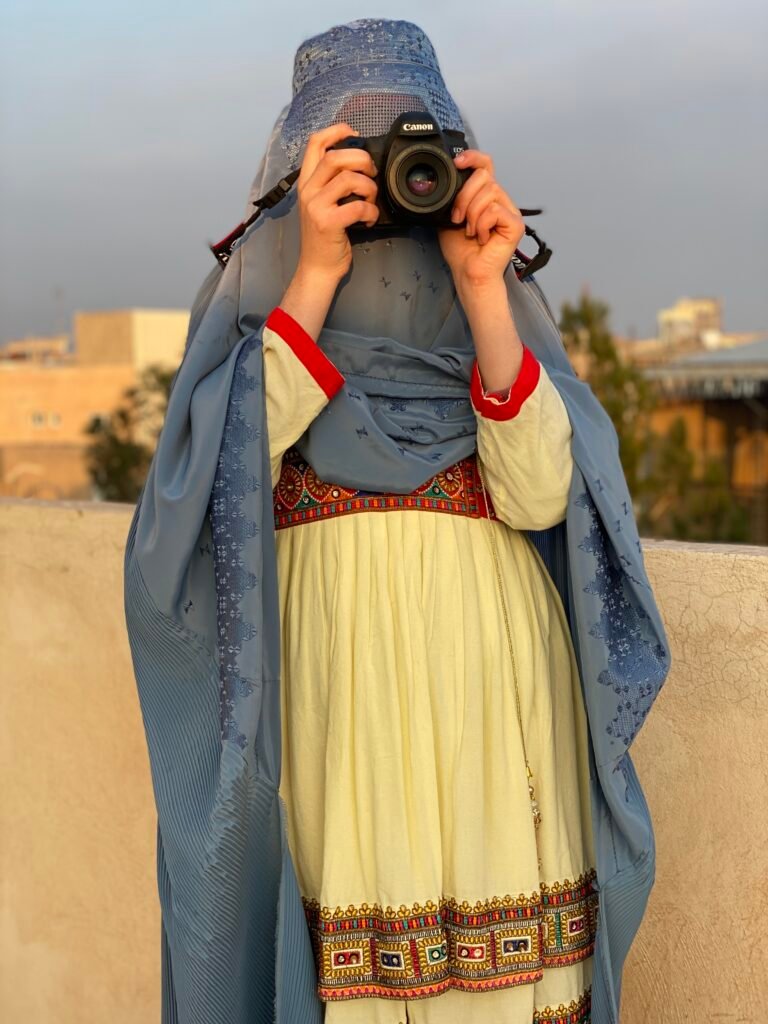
[[534, 989, 591, 1023], [303, 869, 598, 1001], [273, 446, 498, 529]]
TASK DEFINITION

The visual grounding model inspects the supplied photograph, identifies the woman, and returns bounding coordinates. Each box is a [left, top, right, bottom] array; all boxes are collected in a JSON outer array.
[[124, 18, 669, 1024]]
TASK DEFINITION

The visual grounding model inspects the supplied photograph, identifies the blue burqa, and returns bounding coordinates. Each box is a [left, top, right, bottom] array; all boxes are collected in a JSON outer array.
[[123, 19, 670, 1024]]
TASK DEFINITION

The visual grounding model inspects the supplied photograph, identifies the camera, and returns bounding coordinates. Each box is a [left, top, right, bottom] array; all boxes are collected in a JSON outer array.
[[329, 111, 472, 228]]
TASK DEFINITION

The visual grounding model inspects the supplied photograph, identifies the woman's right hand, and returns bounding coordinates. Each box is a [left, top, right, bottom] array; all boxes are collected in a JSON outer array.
[[294, 122, 380, 286]]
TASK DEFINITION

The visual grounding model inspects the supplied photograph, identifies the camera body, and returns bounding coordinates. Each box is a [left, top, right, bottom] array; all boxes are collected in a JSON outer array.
[[329, 111, 472, 228]]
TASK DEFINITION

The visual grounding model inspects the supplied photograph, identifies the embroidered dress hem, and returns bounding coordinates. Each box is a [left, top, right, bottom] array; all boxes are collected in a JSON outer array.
[[304, 869, 598, 1002]]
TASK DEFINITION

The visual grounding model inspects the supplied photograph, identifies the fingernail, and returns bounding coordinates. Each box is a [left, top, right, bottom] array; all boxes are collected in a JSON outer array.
[[451, 208, 461, 223]]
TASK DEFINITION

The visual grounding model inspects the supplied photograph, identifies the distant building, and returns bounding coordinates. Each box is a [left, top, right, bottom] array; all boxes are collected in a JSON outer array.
[[615, 296, 767, 369], [69, 309, 190, 371], [1, 334, 72, 362], [645, 339, 768, 544], [0, 309, 189, 500], [658, 296, 722, 348]]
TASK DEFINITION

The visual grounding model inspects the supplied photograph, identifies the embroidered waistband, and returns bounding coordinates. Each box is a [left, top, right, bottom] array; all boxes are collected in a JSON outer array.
[[273, 446, 499, 529]]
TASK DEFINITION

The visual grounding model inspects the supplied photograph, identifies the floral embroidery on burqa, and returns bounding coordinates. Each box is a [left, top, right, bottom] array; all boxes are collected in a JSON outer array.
[[575, 492, 667, 762], [614, 753, 633, 803], [424, 396, 471, 421], [208, 338, 262, 748]]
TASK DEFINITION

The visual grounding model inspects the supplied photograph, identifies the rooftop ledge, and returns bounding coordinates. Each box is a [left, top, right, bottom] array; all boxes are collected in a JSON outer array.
[[1, 497, 766, 1023], [4, 491, 768, 548]]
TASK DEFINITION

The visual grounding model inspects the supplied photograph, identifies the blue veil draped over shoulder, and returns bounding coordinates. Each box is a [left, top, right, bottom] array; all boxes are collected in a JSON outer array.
[[123, 19, 669, 1024]]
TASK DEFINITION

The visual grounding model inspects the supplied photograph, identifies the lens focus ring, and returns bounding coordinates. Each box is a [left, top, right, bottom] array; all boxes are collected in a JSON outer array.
[[387, 143, 458, 216]]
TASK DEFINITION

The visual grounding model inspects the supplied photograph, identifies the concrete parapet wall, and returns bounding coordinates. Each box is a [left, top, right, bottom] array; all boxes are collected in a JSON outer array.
[[1, 499, 766, 1022]]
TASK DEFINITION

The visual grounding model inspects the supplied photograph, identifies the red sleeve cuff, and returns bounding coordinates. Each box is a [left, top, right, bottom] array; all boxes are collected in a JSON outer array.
[[265, 306, 345, 400], [470, 345, 541, 421]]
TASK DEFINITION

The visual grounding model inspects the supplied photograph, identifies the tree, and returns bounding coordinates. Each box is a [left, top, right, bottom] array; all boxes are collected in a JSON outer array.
[[681, 458, 750, 543], [556, 289, 751, 544], [641, 416, 750, 543], [558, 287, 656, 500], [83, 364, 174, 502]]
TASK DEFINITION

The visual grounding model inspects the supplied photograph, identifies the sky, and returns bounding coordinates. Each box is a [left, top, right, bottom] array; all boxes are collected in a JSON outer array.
[[0, 0, 766, 344]]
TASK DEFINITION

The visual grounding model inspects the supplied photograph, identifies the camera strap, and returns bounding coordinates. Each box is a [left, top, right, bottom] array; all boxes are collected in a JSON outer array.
[[209, 171, 552, 280], [209, 169, 301, 268]]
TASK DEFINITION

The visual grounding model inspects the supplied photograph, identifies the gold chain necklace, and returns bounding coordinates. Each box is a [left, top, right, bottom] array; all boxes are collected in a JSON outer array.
[[474, 456, 543, 862]]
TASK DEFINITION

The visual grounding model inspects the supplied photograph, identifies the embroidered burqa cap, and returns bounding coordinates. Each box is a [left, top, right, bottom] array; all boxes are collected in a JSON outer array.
[[243, 18, 474, 213], [281, 18, 465, 166], [123, 17, 670, 1024]]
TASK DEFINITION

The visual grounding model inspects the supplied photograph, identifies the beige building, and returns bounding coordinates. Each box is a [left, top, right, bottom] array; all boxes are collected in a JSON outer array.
[[0, 309, 189, 500], [615, 296, 767, 369], [70, 309, 190, 369], [1, 334, 71, 362]]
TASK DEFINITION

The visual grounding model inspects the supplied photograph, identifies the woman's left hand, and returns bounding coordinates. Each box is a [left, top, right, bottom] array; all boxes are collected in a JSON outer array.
[[437, 149, 525, 290]]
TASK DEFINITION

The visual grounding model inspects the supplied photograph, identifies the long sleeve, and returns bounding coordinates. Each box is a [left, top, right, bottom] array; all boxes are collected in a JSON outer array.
[[470, 345, 574, 531], [262, 306, 346, 489]]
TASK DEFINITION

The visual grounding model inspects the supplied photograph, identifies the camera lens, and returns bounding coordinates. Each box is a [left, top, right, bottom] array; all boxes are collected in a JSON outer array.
[[388, 144, 458, 217], [405, 164, 438, 198]]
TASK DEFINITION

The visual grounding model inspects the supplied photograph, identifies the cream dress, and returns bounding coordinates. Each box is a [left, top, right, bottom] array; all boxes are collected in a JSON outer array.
[[262, 307, 598, 1024]]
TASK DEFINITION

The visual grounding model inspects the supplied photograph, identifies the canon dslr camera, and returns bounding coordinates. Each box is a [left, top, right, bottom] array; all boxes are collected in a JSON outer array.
[[330, 111, 472, 228]]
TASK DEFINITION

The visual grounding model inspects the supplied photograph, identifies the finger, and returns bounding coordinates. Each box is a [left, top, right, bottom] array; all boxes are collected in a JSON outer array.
[[316, 169, 378, 207], [328, 199, 381, 230], [488, 185, 519, 215], [476, 203, 524, 247], [450, 166, 492, 224], [298, 123, 360, 187], [306, 147, 378, 196], [454, 148, 495, 176], [465, 184, 519, 236], [474, 202, 503, 246]]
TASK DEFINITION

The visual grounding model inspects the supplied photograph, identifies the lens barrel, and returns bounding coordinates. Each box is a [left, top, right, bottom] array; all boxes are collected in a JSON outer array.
[[387, 143, 458, 216]]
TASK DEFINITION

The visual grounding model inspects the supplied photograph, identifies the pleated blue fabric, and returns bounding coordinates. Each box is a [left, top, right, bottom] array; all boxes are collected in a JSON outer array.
[[123, 18, 670, 1024]]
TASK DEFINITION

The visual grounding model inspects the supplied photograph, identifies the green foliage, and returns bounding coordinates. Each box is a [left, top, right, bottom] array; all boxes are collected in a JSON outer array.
[[642, 417, 750, 543], [558, 287, 750, 544], [83, 364, 174, 503], [559, 288, 656, 497]]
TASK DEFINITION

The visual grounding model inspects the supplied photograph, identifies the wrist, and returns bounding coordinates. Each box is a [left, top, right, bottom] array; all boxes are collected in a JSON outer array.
[[455, 273, 508, 312], [456, 274, 512, 321], [293, 260, 345, 295], [278, 265, 341, 343]]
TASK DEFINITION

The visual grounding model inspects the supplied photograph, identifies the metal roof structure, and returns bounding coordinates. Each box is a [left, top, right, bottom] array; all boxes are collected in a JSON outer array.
[[645, 338, 768, 399]]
